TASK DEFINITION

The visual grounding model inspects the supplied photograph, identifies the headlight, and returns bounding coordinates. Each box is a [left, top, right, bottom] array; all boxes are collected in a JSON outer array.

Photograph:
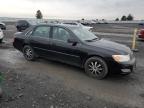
[[112, 55, 130, 63]]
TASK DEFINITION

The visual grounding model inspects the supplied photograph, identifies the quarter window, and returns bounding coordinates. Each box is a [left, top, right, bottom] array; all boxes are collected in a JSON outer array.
[[32, 26, 50, 38], [53, 27, 70, 42]]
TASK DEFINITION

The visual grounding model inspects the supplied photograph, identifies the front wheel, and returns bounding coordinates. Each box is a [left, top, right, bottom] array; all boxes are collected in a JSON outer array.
[[23, 45, 36, 61], [84, 57, 108, 80]]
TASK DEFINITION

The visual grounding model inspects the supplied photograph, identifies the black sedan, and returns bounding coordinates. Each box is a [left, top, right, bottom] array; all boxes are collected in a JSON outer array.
[[16, 20, 30, 32], [13, 24, 136, 79]]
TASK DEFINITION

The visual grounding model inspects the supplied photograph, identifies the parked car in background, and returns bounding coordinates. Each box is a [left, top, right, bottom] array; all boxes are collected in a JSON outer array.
[[139, 23, 144, 26], [0, 22, 6, 30], [138, 29, 144, 39], [16, 20, 30, 32], [139, 21, 144, 26], [13, 24, 136, 79], [61, 22, 93, 31], [97, 20, 108, 24], [0, 29, 4, 43]]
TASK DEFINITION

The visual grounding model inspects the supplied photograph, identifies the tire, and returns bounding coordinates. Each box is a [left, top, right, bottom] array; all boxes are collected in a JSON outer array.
[[23, 45, 36, 61], [84, 57, 108, 80]]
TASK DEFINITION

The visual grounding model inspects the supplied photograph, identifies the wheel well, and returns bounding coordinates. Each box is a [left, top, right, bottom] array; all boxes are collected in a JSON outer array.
[[22, 44, 28, 51], [23, 44, 28, 47]]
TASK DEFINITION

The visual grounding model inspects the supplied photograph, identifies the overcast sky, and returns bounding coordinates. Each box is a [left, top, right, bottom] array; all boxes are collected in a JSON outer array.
[[0, 0, 144, 20]]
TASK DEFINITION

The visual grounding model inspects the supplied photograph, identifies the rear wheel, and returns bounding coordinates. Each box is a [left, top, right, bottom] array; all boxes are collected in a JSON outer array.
[[23, 45, 36, 61], [84, 57, 108, 80]]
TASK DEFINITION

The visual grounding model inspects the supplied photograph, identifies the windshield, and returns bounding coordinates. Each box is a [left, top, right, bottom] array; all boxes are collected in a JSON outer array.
[[71, 27, 98, 41]]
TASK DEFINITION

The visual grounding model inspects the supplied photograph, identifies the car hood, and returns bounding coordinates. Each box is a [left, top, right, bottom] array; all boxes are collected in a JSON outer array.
[[85, 39, 131, 54]]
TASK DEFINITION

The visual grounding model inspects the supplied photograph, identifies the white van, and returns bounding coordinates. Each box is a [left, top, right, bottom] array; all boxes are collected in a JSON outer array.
[[0, 28, 4, 43]]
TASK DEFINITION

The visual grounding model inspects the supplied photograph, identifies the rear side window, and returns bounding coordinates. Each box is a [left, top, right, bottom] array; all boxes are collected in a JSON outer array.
[[32, 26, 51, 38]]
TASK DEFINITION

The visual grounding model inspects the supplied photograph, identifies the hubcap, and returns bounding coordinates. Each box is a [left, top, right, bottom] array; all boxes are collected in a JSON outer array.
[[25, 48, 32, 59], [88, 61, 103, 76]]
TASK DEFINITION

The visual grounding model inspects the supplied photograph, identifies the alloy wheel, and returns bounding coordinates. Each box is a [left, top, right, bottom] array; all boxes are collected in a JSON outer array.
[[85, 57, 108, 79], [24, 48, 33, 59], [88, 61, 104, 76]]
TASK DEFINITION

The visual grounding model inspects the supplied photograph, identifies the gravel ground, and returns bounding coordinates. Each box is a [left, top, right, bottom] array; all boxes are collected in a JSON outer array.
[[0, 23, 144, 108], [0, 63, 131, 108]]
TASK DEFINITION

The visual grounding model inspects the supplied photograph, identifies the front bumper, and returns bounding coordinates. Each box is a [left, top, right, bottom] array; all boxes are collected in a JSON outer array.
[[119, 57, 136, 74], [109, 57, 136, 74]]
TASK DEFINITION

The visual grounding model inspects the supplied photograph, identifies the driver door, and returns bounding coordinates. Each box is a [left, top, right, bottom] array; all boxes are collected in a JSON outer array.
[[50, 26, 82, 66]]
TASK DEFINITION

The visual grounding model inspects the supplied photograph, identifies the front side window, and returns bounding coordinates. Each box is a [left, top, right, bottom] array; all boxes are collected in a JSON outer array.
[[52, 27, 70, 42], [32, 26, 50, 38], [71, 27, 98, 41]]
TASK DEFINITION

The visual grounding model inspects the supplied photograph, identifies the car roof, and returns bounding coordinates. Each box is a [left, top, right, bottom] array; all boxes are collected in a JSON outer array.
[[34, 23, 80, 29]]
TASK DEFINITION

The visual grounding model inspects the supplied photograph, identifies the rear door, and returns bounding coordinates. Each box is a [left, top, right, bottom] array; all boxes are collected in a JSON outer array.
[[28, 25, 52, 57]]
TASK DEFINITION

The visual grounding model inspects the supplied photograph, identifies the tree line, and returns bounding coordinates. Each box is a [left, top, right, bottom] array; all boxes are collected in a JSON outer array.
[[115, 14, 134, 21], [35, 10, 134, 22], [36, 10, 43, 19]]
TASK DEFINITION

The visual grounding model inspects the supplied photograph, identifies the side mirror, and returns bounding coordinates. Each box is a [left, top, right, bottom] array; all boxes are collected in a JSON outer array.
[[67, 38, 78, 46]]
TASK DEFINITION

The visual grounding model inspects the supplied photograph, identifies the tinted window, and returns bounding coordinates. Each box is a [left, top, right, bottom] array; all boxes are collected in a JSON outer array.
[[32, 26, 50, 38], [0, 24, 4, 28], [53, 27, 70, 42]]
